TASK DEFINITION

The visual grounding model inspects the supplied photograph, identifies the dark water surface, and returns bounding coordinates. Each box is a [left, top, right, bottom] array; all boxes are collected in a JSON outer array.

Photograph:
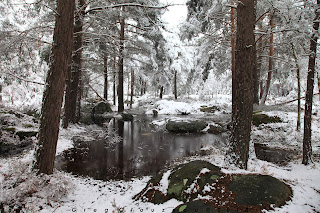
[[56, 115, 225, 181]]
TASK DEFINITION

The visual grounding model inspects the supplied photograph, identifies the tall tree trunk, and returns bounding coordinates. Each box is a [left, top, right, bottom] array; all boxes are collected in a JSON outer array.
[[118, 6, 125, 112], [226, 0, 255, 170], [160, 86, 164, 99], [317, 72, 320, 103], [63, 66, 72, 128], [76, 74, 82, 122], [130, 69, 134, 108], [143, 81, 147, 95], [291, 43, 301, 131], [257, 22, 264, 100], [63, 0, 86, 127], [231, 1, 235, 83], [113, 53, 116, 106], [104, 54, 108, 100], [303, 0, 320, 165], [252, 0, 259, 105], [261, 15, 274, 105], [174, 71, 177, 100], [33, 0, 75, 175]]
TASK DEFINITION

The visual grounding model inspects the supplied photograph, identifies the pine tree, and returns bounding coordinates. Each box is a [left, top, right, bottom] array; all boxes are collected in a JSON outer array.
[[34, 0, 75, 175], [302, 0, 320, 165], [226, 0, 256, 169]]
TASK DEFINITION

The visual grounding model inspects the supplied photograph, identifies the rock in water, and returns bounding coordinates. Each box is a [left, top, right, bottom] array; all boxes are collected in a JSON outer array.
[[121, 113, 134, 121], [166, 120, 208, 133], [91, 102, 113, 125]]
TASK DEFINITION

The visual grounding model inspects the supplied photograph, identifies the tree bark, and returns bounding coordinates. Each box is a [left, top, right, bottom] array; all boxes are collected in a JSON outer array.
[[104, 54, 108, 100], [130, 69, 134, 108], [174, 70, 177, 100], [227, 0, 255, 170], [113, 53, 117, 106], [160, 86, 164, 99], [118, 6, 125, 112], [261, 15, 274, 105], [257, 22, 264, 100], [63, 65, 72, 128], [303, 0, 320, 165], [252, 0, 259, 105], [231, 2, 235, 83], [33, 0, 75, 175], [291, 43, 301, 131], [63, 0, 86, 127]]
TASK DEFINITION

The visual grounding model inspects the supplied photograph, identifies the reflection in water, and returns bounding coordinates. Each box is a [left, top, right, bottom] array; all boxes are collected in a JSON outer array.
[[56, 115, 225, 181]]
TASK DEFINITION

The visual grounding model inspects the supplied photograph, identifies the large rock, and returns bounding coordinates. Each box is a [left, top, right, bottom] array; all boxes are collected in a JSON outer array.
[[92, 102, 113, 114], [254, 143, 298, 165], [207, 124, 227, 134], [252, 113, 282, 126], [168, 160, 222, 201], [200, 105, 220, 113], [16, 130, 38, 140], [173, 200, 240, 213], [135, 161, 292, 213], [121, 113, 134, 121], [228, 174, 292, 207], [91, 102, 113, 125], [166, 119, 208, 133], [134, 160, 223, 203]]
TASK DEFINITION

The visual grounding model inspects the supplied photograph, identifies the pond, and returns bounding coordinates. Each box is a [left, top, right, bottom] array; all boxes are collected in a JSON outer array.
[[55, 115, 227, 181]]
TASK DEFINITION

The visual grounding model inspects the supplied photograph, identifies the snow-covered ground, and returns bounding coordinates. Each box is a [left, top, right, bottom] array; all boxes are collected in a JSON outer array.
[[1, 94, 320, 213]]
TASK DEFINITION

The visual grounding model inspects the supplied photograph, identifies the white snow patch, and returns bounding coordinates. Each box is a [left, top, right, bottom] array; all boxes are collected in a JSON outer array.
[[157, 170, 172, 195]]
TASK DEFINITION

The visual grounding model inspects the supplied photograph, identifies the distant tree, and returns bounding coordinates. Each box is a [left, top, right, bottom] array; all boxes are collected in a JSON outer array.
[[118, 6, 125, 112], [33, 0, 75, 175], [303, 0, 320, 165], [226, 0, 255, 169], [260, 14, 274, 105]]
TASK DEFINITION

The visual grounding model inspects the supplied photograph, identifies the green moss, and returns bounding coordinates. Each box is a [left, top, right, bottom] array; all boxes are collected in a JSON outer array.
[[168, 160, 221, 201], [179, 205, 187, 212], [200, 106, 220, 113], [23, 124, 34, 128], [5, 127, 16, 133]]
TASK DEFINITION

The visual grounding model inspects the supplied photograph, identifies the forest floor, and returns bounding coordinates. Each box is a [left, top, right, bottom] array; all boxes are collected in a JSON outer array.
[[1, 94, 320, 213]]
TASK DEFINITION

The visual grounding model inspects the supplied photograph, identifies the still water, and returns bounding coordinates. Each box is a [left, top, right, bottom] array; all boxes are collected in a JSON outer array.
[[56, 115, 224, 181]]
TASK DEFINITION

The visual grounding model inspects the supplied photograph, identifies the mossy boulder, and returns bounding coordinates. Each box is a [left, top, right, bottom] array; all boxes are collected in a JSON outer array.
[[168, 160, 222, 201], [207, 124, 227, 134], [252, 113, 282, 126], [134, 161, 223, 204], [133, 171, 169, 204], [91, 102, 113, 125], [16, 130, 38, 140], [166, 120, 208, 133], [136, 162, 292, 212], [121, 113, 134, 121], [173, 200, 240, 213], [200, 105, 220, 113], [228, 174, 292, 207], [92, 102, 113, 114], [254, 143, 298, 165]]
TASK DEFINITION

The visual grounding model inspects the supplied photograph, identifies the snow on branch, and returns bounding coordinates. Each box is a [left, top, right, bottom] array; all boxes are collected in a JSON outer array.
[[86, 3, 176, 14]]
